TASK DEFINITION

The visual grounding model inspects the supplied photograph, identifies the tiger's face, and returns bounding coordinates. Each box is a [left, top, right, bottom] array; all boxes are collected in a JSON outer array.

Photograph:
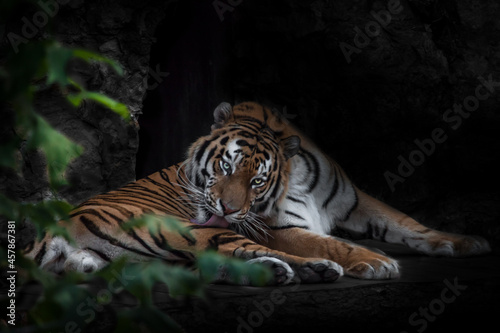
[[184, 102, 300, 238]]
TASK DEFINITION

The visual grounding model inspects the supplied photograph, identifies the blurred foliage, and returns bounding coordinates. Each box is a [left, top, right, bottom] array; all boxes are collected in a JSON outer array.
[[0, 4, 270, 332]]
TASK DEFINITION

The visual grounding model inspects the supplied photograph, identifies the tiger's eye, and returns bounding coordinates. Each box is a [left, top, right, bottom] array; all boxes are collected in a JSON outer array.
[[252, 178, 264, 186]]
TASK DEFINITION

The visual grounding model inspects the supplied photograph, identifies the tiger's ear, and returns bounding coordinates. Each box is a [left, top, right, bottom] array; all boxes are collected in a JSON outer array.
[[281, 135, 301, 160], [211, 102, 233, 130]]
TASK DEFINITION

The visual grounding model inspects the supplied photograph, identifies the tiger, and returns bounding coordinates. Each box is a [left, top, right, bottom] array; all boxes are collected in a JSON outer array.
[[24, 101, 491, 284]]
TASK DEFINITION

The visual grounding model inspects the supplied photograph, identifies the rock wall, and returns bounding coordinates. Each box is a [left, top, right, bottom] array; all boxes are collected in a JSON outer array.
[[1, 0, 173, 205]]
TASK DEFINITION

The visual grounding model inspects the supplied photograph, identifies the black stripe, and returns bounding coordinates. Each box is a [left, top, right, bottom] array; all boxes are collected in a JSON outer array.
[[35, 242, 47, 265], [284, 210, 305, 220], [322, 167, 339, 209], [255, 200, 270, 213], [268, 225, 309, 230], [148, 230, 193, 260], [268, 171, 282, 200], [236, 130, 255, 139], [23, 241, 34, 254], [127, 226, 166, 257], [236, 139, 254, 149], [150, 230, 170, 250], [195, 139, 211, 163], [234, 121, 261, 133], [85, 195, 173, 219], [263, 150, 270, 160], [85, 247, 111, 262], [205, 146, 217, 168], [194, 173, 203, 188], [207, 232, 246, 251], [301, 149, 320, 192], [79, 216, 160, 259], [182, 233, 196, 246], [340, 189, 358, 222], [69, 209, 111, 224]]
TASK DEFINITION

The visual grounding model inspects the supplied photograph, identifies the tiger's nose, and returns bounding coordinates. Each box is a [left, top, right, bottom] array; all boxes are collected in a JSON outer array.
[[222, 202, 239, 215]]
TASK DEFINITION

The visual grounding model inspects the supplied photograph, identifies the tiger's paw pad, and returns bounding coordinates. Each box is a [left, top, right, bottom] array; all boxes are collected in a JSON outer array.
[[297, 260, 343, 283], [346, 257, 400, 280], [247, 257, 295, 285]]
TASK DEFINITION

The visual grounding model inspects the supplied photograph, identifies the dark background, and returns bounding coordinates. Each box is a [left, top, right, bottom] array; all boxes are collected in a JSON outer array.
[[137, 0, 500, 251]]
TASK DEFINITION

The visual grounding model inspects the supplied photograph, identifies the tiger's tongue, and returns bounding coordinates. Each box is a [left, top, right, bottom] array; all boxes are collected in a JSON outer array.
[[191, 214, 230, 228]]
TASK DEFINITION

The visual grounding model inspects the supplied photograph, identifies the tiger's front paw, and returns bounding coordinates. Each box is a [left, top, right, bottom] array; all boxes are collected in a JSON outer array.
[[345, 254, 400, 280], [424, 234, 491, 257], [295, 259, 343, 283]]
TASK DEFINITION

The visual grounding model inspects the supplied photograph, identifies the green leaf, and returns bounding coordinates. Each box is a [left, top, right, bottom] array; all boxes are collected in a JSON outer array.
[[46, 42, 74, 86], [101, 260, 203, 306], [67, 90, 130, 121], [197, 251, 272, 286], [72, 48, 124, 76], [29, 278, 90, 330], [25, 112, 83, 188], [22, 199, 75, 242], [45, 44, 124, 88], [84, 91, 129, 120]]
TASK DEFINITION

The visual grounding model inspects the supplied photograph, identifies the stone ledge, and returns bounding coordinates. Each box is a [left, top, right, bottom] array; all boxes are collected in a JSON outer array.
[[9, 240, 500, 332]]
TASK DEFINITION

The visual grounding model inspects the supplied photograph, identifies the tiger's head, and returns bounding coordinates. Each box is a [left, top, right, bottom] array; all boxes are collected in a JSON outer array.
[[183, 102, 300, 238]]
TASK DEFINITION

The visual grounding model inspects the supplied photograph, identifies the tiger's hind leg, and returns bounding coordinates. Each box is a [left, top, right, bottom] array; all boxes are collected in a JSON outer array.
[[25, 236, 107, 273], [337, 189, 491, 257]]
